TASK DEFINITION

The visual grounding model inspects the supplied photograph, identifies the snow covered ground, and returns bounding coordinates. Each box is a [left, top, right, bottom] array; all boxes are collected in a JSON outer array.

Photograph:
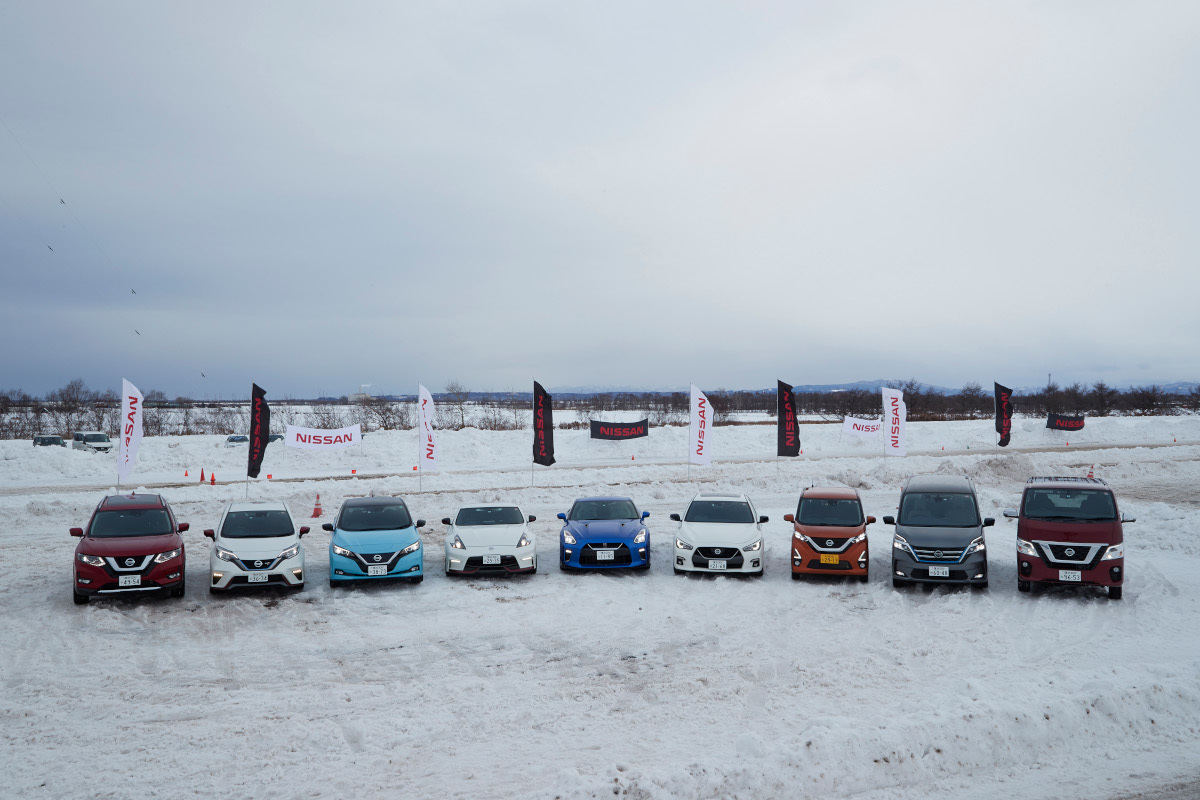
[[1, 416, 1199, 799]]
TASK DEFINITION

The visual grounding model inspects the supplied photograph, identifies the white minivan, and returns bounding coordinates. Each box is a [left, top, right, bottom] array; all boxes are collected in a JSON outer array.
[[205, 501, 308, 592]]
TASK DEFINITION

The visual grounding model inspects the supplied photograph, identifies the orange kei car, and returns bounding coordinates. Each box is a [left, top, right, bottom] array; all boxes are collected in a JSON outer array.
[[785, 487, 874, 582]]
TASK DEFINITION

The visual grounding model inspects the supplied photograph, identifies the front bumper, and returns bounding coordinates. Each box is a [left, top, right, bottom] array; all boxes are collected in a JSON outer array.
[[674, 544, 763, 574], [792, 539, 868, 576], [74, 557, 185, 597], [330, 547, 423, 582], [562, 539, 648, 569], [892, 549, 987, 585], [1018, 556, 1123, 588], [446, 545, 535, 575], [211, 553, 305, 590]]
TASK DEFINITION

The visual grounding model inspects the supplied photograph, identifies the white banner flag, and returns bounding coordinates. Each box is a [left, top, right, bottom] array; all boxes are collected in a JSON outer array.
[[881, 387, 907, 456], [418, 384, 438, 473], [285, 423, 361, 449], [117, 378, 143, 484], [689, 384, 712, 466], [842, 415, 881, 439]]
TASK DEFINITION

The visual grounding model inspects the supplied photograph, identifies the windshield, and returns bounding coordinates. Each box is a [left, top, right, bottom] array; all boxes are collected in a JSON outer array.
[[36, 436, 63, 444], [84, 433, 110, 443], [685, 500, 754, 524], [1022, 488, 1116, 521], [221, 510, 294, 538], [89, 509, 173, 537], [898, 492, 979, 527], [339, 503, 412, 531], [797, 498, 863, 527], [570, 499, 638, 520], [456, 506, 524, 526]]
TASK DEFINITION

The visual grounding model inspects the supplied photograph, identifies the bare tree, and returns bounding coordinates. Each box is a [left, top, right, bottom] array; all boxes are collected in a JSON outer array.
[[443, 381, 470, 429]]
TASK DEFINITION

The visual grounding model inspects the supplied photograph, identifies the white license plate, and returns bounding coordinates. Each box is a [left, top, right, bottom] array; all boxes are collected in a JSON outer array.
[[482, 554, 501, 565], [708, 559, 727, 570], [118, 575, 141, 587], [367, 564, 387, 576], [596, 550, 615, 561], [1059, 570, 1082, 582], [928, 565, 950, 578], [247, 572, 268, 583]]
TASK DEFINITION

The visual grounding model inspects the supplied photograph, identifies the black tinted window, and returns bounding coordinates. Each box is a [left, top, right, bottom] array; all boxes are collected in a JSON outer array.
[[89, 509, 172, 537], [797, 498, 863, 526], [221, 510, 294, 538], [898, 492, 979, 527], [570, 500, 638, 520], [456, 506, 524, 525], [685, 501, 754, 524], [1022, 489, 1116, 521], [339, 503, 412, 531]]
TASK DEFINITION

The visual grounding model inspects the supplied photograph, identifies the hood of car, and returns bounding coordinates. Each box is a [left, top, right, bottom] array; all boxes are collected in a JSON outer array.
[[453, 523, 528, 548], [678, 521, 760, 548], [1017, 518, 1120, 542], [894, 525, 982, 547], [564, 519, 642, 542], [216, 535, 300, 559], [78, 533, 182, 556], [795, 523, 864, 539], [333, 528, 418, 552]]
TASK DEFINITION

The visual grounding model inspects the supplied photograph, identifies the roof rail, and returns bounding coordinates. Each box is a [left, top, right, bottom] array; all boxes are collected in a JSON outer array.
[[1026, 476, 1109, 486]]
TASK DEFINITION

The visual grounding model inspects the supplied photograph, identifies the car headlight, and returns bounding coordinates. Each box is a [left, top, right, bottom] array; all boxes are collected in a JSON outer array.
[[675, 537, 693, 551], [277, 543, 301, 561], [965, 536, 986, 555], [398, 541, 420, 557], [450, 535, 465, 550], [1016, 538, 1037, 557], [331, 544, 354, 558], [742, 539, 762, 552], [517, 533, 532, 548], [847, 532, 867, 545], [77, 553, 105, 567], [793, 532, 814, 548], [1101, 543, 1123, 561], [214, 545, 239, 563], [562, 529, 577, 545], [633, 529, 648, 544], [892, 535, 913, 556], [154, 548, 181, 564]]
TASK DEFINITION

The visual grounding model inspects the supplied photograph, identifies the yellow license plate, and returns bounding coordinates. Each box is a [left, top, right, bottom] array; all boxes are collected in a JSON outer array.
[[819, 554, 840, 565]]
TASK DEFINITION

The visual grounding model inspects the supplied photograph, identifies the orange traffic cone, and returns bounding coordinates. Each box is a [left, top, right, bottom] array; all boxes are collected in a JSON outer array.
[[199, 468, 204, 483], [311, 494, 323, 518], [210, 472, 216, 485], [1087, 465, 1094, 478], [184, 469, 189, 477]]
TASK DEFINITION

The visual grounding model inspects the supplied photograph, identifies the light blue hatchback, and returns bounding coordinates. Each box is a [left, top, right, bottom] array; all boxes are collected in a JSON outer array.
[[325, 496, 425, 587]]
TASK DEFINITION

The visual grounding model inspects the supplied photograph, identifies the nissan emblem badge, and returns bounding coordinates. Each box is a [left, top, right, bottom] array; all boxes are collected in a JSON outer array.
[[125, 558, 135, 566]]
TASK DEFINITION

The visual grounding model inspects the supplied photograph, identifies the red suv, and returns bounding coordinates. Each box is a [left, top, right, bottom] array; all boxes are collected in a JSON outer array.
[[71, 493, 189, 604], [1004, 477, 1131, 599]]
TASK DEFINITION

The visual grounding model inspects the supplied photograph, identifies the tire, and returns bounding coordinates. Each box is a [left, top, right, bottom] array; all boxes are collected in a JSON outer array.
[[892, 577, 907, 589], [858, 574, 869, 584], [209, 586, 222, 595], [635, 559, 650, 571], [171, 581, 185, 599], [73, 589, 88, 605], [1017, 580, 1030, 593], [410, 575, 423, 584], [973, 581, 988, 590], [791, 571, 801, 581], [673, 566, 684, 575], [1108, 586, 1122, 600]]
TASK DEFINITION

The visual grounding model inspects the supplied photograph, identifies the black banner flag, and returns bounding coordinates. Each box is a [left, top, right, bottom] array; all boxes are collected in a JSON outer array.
[[777, 379, 800, 457], [994, 382, 1014, 447], [532, 381, 555, 466], [590, 419, 649, 440], [247, 383, 270, 478], [1046, 413, 1085, 431]]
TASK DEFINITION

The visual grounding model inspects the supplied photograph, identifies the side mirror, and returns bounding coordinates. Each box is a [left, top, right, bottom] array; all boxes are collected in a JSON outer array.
[[983, 518, 995, 527], [783, 513, 795, 523], [866, 516, 876, 525], [883, 516, 895, 525], [641, 511, 650, 520], [527, 515, 536, 523], [758, 516, 769, 524], [415, 519, 426, 528], [670, 513, 681, 522], [298, 526, 310, 536], [556, 513, 567, 521], [203, 529, 215, 539], [1122, 514, 1136, 523], [177, 522, 189, 532], [441, 517, 452, 526], [1002, 508, 1019, 519], [69, 527, 84, 537], [322, 522, 334, 532]]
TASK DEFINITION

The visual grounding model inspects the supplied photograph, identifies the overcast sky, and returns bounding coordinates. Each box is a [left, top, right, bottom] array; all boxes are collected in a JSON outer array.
[[2, 1, 1197, 399]]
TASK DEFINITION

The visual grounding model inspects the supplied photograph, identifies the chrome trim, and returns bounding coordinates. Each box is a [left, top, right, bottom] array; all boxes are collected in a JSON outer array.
[[1031, 540, 1104, 565], [95, 585, 163, 593], [105, 555, 153, 572]]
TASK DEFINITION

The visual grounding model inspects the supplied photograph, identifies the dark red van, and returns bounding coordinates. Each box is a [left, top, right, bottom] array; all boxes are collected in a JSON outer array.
[[71, 493, 189, 604], [1004, 477, 1131, 599]]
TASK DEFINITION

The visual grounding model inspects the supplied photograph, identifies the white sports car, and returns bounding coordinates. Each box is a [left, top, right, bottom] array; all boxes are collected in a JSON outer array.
[[205, 500, 307, 592], [443, 504, 536, 576], [671, 493, 767, 575]]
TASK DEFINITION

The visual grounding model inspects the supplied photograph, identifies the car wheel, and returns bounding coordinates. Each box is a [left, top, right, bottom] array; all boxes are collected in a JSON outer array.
[[791, 571, 801, 581], [72, 589, 88, 605], [973, 581, 988, 590], [635, 559, 650, 571], [858, 574, 869, 584], [1108, 586, 1122, 600], [171, 581, 185, 598], [892, 577, 907, 589], [410, 575, 423, 584], [1017, 580, 1030, 592], [209, 586, 222, 595]]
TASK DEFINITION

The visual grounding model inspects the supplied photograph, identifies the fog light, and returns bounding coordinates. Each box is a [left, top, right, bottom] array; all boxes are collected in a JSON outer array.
[[408, 565, 419, 572], [638, 548, 645, 556], [973, 573, 984, 579], [334, 569, 346, 575], [212, 572, 222, 583], [751, 559, 760, 568], [1020, 561, 1032, 576], [794, 559, 801, 566], [895, 570, 906, 577], [167, 572, 180, 580], [676, 556, 685, 566], [77, 578, 91, 584], [564, 549, 572, 557], [292, 569, 303, 578], [1110, 566, 1122, 582]]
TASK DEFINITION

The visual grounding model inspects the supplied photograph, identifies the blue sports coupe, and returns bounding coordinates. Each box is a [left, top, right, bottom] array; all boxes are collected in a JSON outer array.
[[325, 496, 425, 587], [557, 496, 650, 570]]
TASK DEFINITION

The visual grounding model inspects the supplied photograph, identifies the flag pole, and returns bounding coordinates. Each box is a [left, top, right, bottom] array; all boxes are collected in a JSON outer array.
[[417, 382, 422, 493]]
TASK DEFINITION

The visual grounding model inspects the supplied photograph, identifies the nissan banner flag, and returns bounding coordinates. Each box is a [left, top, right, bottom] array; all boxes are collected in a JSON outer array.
[[881, 387, 907, 456], [590, 419, 649, 440], [248, 383, 270, 478], [1046, 413, 1085, 431], [285, 423, 361, 449], [117, 378, 143, 484], [842, 415, 881, 440], [689, 384, 712, 466], [776, 380, 800, 457], [532, 381, 556, 466], [994, 382, 1014, 447], [418, 384, 438, 472]]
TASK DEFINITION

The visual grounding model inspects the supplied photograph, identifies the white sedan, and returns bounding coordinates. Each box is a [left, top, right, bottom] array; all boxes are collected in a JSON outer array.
[[205, 500, 307, 592], [671, 493, 767, 575], [443, 504, 537, 576]]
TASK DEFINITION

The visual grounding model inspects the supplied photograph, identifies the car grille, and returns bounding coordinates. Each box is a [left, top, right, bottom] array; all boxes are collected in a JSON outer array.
[[347, 551, 399, 570], [911, 546, 966, 563], [463, 555, 521, 573], [806, 537, 852, 552], [579, 544, 632, 566], [235, 557, 280, 571], [692, 549, 745, 569], [227, 575, 288, 586], [102, 556, 155, 577], [1035, 542, 1104, 569], [805, 559, 853, 571]]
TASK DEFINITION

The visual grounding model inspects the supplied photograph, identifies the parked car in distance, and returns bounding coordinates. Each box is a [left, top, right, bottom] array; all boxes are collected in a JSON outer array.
[[886, 475, 992, 589], [785, 487, 873, 582], [1004, 476, 1130, 599], [443, 504, 537, 575], [268, 433, 284, 443], [557, 496, 650, 570], [225, 434, 249, 446], [205, 501, 308, 593], [71, 493, 188, 604], [671, 493, 767, 576], [72, 431, 113, 453], [33, 435, 66, 447], [325, 496, 425, 586]]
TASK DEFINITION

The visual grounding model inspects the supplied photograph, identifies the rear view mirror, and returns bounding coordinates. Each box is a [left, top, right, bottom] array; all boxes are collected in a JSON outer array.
[[556, 513, 567, 521], [322, 523, 334, 532], [1122, 514, 1136, 523], [641, 511, 650, 520], [866, 516, 876, 525], [177, 523, 189, 532], [69, 527, 83, 537], [983, 518, 995, 527], [670, 513, 681, 522], [783, 514, 795, 523], [883, 516, 895, 525], [441, 517, 452, 526], [758, 516, 769, 524], [415, 519, 426, 528], [1003, 508, 1019, 519], [203, 529, 215, 539], [298, 526, 310, 536], [527, 515, 536, 523]]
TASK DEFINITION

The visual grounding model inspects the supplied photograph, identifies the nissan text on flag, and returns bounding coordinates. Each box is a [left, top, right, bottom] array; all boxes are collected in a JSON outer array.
[[671, 494, 767, 575], [206, 501, 309, 592]]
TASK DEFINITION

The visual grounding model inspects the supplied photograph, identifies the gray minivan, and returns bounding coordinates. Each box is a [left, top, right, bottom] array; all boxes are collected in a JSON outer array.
[[884, 475, 993, 589]]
